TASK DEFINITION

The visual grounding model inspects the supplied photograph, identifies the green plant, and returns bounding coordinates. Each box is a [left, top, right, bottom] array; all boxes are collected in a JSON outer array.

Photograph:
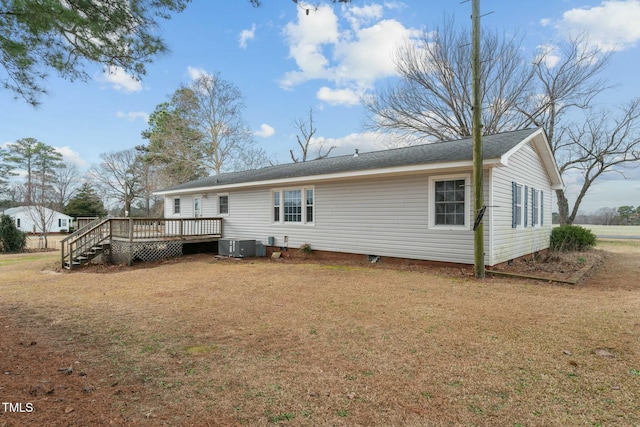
[[550, 225, 597, 252], [0, 214, 27, 253], [298, 243, 312, 256]]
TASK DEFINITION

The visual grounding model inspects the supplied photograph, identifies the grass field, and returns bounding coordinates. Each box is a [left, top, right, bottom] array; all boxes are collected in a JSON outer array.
[[1, 239, 639, 426], [576, 224, 640, 237]]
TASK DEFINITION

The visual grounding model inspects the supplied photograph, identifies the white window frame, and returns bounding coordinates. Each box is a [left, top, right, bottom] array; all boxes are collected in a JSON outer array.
[[272, 187, 315, 225], [429, 174, 471, 230], [218, 194, 229, 216], [173, 197, 181, 215]]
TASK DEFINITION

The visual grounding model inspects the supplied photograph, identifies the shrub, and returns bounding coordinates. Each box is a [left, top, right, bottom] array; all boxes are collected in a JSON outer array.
[[550, 225, 597, 252], [0, 214, 27, 253]]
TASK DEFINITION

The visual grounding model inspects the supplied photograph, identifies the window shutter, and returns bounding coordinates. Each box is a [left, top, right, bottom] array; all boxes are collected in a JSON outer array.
[[541, 191, 544, 226], [512, 182, 517, 228], [532, 188, 536, 225], [524, 186, 529, 227]]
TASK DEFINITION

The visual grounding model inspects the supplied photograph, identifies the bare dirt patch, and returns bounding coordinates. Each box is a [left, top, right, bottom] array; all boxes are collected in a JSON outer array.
[[489, 249, 606, 284], [1, 241, 639, 426]]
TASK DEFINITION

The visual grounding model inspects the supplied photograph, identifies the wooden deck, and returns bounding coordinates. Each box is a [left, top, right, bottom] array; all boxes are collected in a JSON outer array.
[[61, 217, 223, 269]]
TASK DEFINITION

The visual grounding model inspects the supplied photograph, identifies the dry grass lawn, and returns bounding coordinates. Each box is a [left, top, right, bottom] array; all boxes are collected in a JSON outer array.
[[1, 240, 639, 426]]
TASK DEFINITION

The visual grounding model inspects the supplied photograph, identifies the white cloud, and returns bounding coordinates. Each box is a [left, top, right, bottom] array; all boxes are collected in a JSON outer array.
[[187, 66, 209, 81], [101, 66, 142, 93], [317, 87, 360, 106], [280, 4, 339, 88], [333, 19, 415, 85], [239, 24, 256, 49], [116, 111, 149, 122], [280, 2, 419, 106], [254, 123, 275, 138], [557, 0, 640, 51], [53, 146, 87, 168], [343, 4, 383, 30]]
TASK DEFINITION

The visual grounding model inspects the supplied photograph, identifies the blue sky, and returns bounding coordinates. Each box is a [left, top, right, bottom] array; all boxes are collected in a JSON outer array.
[[1, 0, 640, 213]]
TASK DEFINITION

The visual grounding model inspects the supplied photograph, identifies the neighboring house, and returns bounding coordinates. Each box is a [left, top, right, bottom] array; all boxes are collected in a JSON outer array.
[[1, 206, 74, 234], [154, 128, 563, 266]]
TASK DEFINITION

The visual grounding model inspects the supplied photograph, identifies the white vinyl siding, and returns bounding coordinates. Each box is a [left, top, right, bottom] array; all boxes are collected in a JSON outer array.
[[2, 206, 72, 234], [491, 141, 554, 265], [219, 175, 483, 265], [159, 137, 554, 266]]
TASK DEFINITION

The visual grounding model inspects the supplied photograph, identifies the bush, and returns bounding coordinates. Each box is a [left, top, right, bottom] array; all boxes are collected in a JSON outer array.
[[0, 214, 27, 253], [550, 225, 597, 252]]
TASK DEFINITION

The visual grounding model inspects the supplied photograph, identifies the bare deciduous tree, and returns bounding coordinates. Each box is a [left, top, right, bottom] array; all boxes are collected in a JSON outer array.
[[557, 99, 640, 224], [365, 17, 634, 225], [89, 149, 144, 216], [364, 18, 534, 142], [518, 36, 614, 224], [177, 73, 261, 174], [50, 163, 81, 212], [290, 108, 335, 163], [144, 72, 269, 177]]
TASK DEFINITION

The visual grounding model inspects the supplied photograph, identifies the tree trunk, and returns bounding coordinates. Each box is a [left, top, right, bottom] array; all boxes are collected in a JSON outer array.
[[555, 189, 571, 225]]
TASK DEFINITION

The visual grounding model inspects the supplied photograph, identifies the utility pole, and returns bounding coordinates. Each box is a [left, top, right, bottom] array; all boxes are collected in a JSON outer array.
[[472, 0, 485, 278]]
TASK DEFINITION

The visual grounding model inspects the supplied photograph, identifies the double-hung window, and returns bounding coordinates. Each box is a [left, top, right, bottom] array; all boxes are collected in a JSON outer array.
[[273, 188, 314, 224], [273, 192, 280, 222], [430, 175, 469, 228], [219, 195, 229, 215], [306, 189, 314, 222], [173, 198, 181, 215], [284, 190, 302, 222], [512, 183, 522, 228]]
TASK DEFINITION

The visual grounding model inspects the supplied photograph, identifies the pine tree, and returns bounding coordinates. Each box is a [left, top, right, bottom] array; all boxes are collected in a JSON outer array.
[[64, 183, 107, 219]]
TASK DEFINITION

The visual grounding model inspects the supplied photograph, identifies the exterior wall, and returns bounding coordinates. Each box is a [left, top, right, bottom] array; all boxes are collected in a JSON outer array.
[[164, 193, 219, 218], [3, 207, 73, 233], [168, 173, 490, 265], [162, 145, 554, 266], [490, 141, 554, 265]]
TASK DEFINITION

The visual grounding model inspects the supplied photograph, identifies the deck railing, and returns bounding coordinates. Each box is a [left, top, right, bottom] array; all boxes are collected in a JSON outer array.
[[61, 217, 223, 268], [109, 217, 223, 241]]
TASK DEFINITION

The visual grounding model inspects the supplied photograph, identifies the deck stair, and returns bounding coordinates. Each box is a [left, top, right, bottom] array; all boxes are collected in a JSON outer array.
[[61, 217, 111, 270], [60, 217, 223, 269]]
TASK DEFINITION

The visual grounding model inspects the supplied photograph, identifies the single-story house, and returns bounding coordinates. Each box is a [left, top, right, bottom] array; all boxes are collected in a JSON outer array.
[[154, 128, 563, 266], [1, 206, 74, 234]]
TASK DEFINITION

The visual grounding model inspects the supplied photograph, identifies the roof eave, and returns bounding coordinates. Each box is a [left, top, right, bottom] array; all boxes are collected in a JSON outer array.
[[499, 128, 564, 190], [154, 158, 504, 196]]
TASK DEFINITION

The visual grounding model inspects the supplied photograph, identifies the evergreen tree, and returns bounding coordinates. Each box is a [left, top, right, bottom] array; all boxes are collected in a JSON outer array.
[[64, 183, 107, 218], [0, 214, 26, 253], [0, 0, 190, 105]]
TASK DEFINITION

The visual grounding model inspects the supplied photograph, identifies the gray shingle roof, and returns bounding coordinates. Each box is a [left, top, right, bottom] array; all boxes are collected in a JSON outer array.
[[158, 128, 541, 193]]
